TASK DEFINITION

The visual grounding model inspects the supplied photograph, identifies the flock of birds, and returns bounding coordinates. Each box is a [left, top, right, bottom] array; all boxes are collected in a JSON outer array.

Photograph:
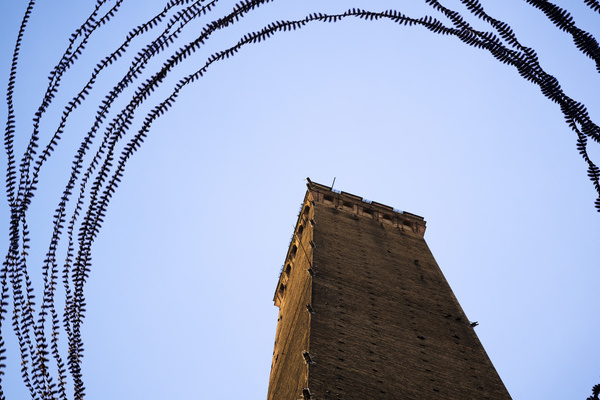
[[1, 0, 599, 399]]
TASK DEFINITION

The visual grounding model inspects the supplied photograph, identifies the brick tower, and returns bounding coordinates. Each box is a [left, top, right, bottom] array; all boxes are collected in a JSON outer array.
[[266, 180, 511, 399]]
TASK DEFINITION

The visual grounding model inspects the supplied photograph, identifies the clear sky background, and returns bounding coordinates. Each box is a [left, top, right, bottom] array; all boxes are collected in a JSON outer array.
[[1, 1, 599, 399]]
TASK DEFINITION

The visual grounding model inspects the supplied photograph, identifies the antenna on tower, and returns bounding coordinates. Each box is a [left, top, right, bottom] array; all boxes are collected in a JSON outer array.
[[331, 177, 336, 190]]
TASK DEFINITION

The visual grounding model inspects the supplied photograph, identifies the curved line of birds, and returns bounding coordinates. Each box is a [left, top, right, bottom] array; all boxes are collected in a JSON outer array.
[[1, 0, 599, 399]]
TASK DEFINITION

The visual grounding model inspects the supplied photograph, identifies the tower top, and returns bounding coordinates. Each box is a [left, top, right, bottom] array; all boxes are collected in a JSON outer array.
[[306, 178, 426, 237]]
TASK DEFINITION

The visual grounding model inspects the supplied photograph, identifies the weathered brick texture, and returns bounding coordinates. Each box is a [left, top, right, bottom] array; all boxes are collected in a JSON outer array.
[[267, 181, 511, 400]]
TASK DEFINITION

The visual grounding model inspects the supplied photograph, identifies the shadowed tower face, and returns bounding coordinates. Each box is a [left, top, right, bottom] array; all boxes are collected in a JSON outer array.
[[266, 180, 511, 400]]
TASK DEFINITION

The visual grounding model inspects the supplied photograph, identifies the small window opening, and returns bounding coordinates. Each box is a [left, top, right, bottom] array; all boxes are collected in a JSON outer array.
[[302, 351, 314, 365], [302, 388, 312, 399], [298, 224, 304, 236], [309, 219, 316, 226], [302, 205, 311, 215], [363, 208, 373, 215], [323, 195, 334, 203], [278, 283, 286, 295], [383, 214, 392, 222], [343, 201, 353, 209], [290, 245, 298, 259], [285, 264, 292, 276]]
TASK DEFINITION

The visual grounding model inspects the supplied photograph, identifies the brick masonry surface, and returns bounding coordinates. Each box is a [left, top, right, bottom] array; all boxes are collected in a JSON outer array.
[[267, 181, 512, 400]]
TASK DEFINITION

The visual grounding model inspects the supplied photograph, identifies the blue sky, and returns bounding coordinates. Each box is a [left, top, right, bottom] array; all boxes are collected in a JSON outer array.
[[1, 1, 599, 399]]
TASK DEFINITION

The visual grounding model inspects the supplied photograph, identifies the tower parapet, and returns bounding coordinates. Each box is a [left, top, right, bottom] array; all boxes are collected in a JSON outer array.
[[306, 179, 426, 236]]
